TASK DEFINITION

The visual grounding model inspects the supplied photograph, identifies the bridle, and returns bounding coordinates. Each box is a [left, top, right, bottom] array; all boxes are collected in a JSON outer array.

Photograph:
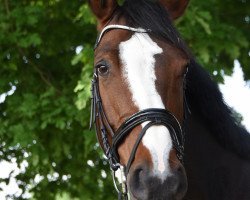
[[90, 24, 188, 200]]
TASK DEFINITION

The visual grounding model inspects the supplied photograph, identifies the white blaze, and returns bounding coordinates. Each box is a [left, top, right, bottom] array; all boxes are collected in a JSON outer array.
[[119, 33, 172, 180]]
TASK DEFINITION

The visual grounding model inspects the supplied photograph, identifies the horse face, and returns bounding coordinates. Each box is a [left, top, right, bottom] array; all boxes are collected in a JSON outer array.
[[90, 0, 189, 199]]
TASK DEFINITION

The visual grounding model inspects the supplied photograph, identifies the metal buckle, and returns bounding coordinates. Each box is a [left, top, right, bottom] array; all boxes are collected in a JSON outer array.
[[111, 164, 129, 200]]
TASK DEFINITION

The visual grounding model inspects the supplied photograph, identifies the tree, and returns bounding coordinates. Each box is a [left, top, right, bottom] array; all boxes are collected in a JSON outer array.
[[0, 0, 249, 199]]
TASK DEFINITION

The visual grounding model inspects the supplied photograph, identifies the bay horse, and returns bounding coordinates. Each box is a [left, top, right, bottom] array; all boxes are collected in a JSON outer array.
[[88, 0, 250, 199]]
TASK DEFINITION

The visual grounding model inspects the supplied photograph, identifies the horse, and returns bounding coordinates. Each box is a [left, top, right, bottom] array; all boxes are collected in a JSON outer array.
[[88, 0, 250, 199]]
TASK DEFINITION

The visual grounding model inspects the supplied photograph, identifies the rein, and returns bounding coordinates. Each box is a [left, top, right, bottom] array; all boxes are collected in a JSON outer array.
[[90, 25, 187, 200]]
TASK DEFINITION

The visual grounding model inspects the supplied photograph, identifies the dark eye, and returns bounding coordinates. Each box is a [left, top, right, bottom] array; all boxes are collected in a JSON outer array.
[[97, 65, 110, 76]]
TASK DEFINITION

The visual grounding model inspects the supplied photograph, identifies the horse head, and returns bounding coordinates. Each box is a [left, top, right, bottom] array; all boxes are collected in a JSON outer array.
[[89, 0, 190, 199]]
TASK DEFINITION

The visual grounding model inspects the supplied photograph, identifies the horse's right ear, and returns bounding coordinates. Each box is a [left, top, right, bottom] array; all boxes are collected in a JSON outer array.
[[88, 0, 118, 30]]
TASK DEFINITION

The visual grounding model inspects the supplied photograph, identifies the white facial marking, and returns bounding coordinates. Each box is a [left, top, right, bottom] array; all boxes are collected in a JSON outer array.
[[119, 33, 173, 181]]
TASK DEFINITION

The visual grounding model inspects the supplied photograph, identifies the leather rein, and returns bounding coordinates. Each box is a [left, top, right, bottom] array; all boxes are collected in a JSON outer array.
[[90, 24, 188, 200]]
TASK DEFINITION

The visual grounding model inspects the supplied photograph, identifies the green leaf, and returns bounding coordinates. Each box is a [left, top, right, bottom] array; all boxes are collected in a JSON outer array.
[[196, 16, 212, 35]]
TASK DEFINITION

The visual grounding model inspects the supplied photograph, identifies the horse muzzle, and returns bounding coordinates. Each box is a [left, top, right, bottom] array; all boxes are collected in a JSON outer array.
[[128, 162, 187, 200]]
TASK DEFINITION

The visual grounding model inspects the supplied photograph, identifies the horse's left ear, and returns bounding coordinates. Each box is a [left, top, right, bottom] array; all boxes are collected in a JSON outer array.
[[158, 0, 189, 20], [88, 0, 118, 30]]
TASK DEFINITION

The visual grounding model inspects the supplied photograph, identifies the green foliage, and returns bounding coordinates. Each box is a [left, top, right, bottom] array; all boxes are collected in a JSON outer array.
[[177, 0, 249, 82], [0, 0, 249, 199]]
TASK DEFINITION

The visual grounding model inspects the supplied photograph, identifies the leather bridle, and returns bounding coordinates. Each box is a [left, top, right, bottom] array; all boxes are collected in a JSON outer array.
[[90, 25, 188, 200]]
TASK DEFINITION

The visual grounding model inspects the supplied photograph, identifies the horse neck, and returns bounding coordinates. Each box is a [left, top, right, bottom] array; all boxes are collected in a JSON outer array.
[[184, 113, 250, 200]]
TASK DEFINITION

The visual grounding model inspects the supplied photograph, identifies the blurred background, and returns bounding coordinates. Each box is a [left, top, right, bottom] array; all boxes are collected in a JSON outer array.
[[0, 0, 249, 199]]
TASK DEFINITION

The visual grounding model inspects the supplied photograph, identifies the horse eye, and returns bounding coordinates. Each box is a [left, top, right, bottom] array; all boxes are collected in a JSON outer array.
[[97, 65, 109, 76]]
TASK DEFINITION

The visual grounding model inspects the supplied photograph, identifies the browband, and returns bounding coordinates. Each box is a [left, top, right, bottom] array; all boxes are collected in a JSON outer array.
[[95, 24, 150, 49]]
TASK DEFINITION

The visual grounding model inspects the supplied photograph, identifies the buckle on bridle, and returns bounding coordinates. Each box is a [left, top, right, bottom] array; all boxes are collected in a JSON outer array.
[[111, 164, 129, 200]]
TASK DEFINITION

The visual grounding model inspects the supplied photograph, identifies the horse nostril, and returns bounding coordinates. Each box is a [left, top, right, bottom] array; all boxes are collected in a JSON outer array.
[[133, 168, 143, 187], [174, 165, 188, 199], [166, 164, 187, 200], [128, 165, 149, 200]]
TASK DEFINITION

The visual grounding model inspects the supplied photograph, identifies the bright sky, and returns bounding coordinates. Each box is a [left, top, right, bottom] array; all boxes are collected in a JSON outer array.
[[219, 61, 250, 131], [0, 161, 22, 199], [0, 62, 250, 198]]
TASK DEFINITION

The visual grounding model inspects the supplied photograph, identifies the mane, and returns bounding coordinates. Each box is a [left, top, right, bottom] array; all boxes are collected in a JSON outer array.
[[118, 0, 190, 56], [118, 0, 250, 160], [186, 60, 250, 160]]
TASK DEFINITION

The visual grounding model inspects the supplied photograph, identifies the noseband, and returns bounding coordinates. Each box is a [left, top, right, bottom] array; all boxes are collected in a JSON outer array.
[[90, 25, 187, 200]]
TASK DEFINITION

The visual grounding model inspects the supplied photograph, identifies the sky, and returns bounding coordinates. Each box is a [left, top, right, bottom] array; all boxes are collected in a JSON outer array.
[[0, 161, 23, 199], [219, 61, 250, 131], [0, 62, 250, 198]]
